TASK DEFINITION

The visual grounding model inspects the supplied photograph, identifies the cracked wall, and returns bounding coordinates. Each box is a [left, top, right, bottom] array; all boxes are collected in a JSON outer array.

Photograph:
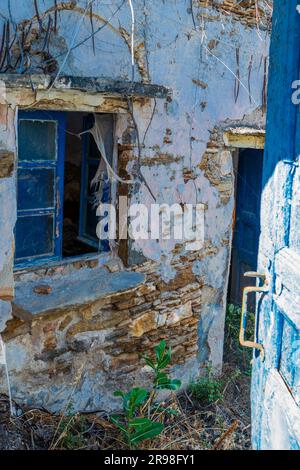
[[0, 0, 270, 412]]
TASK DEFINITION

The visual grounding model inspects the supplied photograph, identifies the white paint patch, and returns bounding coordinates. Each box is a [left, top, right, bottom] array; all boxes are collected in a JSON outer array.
[[0, 335, 6, 364]]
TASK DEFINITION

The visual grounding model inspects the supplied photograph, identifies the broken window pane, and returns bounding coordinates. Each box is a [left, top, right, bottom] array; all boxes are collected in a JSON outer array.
[[17, 168, 55, 211], [15, 214, 55, 260], [18, 120, 57, 161]]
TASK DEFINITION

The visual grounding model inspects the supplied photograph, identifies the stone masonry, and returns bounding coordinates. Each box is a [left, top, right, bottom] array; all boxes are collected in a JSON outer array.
[[0, 1, 271, 411]]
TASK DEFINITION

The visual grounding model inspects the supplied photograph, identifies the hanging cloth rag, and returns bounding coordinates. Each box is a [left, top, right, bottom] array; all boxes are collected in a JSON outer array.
[[83, 114, 134, 193]]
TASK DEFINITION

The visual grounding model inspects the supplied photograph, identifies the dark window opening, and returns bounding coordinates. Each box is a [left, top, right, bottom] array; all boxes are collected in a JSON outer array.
[[63, 112, 98, 257], [15, 110, 113, 268]]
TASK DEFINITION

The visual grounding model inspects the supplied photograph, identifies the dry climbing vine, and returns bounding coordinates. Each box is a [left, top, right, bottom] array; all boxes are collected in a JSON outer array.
[[0, 0, 127, 75]]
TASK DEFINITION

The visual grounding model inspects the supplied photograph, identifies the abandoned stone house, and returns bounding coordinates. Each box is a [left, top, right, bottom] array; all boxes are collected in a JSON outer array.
[[0, 1, 271, 412]]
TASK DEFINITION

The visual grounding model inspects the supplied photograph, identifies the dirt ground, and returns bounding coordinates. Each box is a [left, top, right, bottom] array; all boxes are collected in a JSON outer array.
[[0, 364, 251, 450], [0, 306, 252, 450]]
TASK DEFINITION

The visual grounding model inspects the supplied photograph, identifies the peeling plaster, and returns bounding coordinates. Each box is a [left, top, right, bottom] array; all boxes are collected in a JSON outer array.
[[0, 0, 270, 411]]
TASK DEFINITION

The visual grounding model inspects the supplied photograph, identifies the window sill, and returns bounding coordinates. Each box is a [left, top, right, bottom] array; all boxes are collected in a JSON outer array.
[[14, 252, 111, 276], [13, 266, 145, 320]]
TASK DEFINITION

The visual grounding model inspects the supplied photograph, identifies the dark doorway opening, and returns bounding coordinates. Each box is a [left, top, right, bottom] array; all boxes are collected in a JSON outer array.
[[228, 148, 264, 309]]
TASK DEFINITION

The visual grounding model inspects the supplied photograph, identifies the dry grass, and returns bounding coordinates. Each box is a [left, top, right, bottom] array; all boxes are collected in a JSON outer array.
[[0, 361, 251, 451]]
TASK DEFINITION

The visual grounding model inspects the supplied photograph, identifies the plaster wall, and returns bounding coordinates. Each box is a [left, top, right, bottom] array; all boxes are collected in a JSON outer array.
[[0, 1, 270, 411]]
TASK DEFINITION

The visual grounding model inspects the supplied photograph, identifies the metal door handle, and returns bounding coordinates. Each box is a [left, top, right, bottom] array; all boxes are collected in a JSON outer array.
[[239, 271, 269, 361]]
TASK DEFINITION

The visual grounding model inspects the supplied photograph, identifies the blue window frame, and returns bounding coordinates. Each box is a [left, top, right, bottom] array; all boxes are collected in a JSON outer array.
[[15, 111, 112, 268], [15, 110, 66, 267]]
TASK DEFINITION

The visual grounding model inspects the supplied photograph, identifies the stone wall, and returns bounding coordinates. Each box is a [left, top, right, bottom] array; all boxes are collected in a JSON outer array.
[[3, 254, 204, 411], [0, 1, 270, 411]]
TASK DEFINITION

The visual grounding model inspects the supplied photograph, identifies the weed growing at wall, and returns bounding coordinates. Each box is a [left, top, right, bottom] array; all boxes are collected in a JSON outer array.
[[110, 340, 181, 449], [188, 365, 224, 405]]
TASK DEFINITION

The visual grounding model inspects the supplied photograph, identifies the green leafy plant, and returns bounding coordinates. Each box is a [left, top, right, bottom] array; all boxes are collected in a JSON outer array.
[[111, 388, 163, 448], [111, 340, 181, 448], [144, 341, 182, 392], [189, 365, 224, 405]]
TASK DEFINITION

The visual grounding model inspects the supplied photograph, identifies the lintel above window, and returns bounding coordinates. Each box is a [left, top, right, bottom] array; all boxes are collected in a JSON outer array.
[[2, 74, 170, 112]]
